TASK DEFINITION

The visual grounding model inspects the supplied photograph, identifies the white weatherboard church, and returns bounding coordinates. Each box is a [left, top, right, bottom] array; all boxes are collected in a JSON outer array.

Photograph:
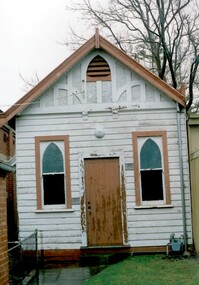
[[0, 30, 192, 259]]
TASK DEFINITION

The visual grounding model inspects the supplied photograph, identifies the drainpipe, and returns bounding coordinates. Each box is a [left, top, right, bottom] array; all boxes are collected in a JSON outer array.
[[176, 103, 188, 254]]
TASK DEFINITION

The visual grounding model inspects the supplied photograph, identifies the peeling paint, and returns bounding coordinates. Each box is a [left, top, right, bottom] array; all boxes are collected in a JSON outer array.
[[81, 192, 86, 232], [106, 105, 127, 112], [80, 159, 86, 233], [89, 152, 120, 158], [121, 165, 128, 244], [90, 153, 98, 157], [132, 104, 140, 108]]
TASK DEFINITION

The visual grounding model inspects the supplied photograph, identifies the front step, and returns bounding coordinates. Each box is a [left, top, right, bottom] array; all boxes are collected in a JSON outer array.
[[80, 251, 130, 266]]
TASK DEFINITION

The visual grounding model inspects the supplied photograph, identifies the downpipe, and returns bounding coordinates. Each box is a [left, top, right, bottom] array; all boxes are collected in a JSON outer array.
[[176, 103, 188, 254]]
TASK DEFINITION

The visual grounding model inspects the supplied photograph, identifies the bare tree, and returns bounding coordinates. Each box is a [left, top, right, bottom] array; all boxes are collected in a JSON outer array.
[[66, 0, 199, 111], [19, 71, 40, 93]]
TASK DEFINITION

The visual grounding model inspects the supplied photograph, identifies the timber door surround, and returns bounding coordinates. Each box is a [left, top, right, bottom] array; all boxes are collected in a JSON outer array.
[[84, 157, 124, 246]]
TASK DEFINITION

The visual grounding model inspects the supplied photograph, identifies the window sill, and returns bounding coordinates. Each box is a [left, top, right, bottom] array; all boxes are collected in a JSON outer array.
[[134, 204, 173, 209], [35, 209, 74, 213]]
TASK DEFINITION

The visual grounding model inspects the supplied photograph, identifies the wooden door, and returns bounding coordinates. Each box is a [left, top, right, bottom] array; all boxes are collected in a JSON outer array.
[[84, 158, 123, 246]]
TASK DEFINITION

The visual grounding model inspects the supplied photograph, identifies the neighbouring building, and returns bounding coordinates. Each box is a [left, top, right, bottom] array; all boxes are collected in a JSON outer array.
[[188, 114, 199, 254], [0, 120, 17, 242], [0, 162, 15, 285], [0, 169, 9, 285], [0, 117, 16, 284]]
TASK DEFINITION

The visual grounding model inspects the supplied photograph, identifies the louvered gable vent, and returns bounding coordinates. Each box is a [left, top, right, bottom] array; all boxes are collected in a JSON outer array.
[[87, 55, 111, 82]]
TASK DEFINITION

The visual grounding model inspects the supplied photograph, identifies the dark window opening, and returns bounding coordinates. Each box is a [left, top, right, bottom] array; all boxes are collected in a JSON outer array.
[[141, 170, 163, 201], [43, 174, 65, 205]]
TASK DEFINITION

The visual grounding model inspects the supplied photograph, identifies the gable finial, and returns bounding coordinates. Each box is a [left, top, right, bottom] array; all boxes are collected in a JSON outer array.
[[95, 28, 100, 49]]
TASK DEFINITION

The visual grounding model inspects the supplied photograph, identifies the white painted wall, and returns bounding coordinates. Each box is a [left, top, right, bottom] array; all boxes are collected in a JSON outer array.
[[16, 51, 192, 250]]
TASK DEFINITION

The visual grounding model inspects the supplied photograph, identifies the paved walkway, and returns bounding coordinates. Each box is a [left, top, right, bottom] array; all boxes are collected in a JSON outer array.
[[28, 265, 106, 285], [31, 267, 91, 285]]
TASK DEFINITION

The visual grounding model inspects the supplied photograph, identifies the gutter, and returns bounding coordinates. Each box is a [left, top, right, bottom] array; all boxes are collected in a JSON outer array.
[[176, 103, 188, 253]]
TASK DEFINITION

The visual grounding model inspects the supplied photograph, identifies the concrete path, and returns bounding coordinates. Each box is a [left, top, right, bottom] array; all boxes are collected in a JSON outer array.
[[28, 265, 106, 285]]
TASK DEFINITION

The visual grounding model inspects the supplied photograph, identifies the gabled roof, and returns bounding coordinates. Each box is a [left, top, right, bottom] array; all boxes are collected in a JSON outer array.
[[0, 29, 185, 127]]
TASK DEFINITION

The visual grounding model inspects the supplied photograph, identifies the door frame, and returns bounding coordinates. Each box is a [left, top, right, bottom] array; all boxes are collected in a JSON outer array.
[[79, 152, 128, 247]]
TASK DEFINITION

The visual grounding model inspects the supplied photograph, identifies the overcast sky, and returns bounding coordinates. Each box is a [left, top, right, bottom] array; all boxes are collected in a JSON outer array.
[[0, 0, 79, 111]]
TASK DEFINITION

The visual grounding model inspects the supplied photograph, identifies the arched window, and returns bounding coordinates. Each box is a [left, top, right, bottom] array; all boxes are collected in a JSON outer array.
[[140, 139, 163, 201], [42, 142, 65, 205], [133, 131, 171, 206], [86, 55, 111, 82]]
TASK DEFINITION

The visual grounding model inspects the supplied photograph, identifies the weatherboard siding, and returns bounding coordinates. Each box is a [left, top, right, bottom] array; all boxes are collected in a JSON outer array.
[[16, 106, 192, 250], [14, 48, 191, 250]]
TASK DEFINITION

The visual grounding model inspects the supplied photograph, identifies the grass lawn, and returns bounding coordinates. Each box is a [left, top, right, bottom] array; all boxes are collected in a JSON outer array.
[[83, 254, 199, 285]]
